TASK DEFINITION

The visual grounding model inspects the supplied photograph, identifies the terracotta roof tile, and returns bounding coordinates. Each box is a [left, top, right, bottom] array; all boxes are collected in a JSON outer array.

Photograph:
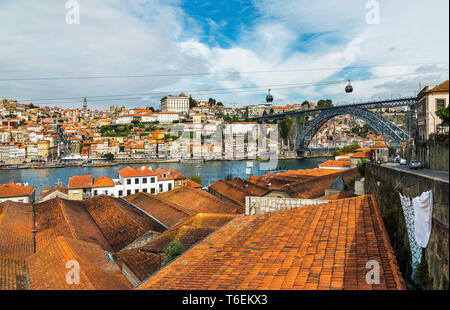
[[158, 187, 243, 214], [372, 141, 388, 148], [125, 192, 192, 228], [0, 201, 34, 290], [67, 175, 93, 189], [82, 195, 166, 251], [0, 183, 36, 198], [27, 237, 131, 290], [37, 185, 68, 201], [136, 195, 405, 290], [93, 176, 115, 188], [34, 198, 113, 252]]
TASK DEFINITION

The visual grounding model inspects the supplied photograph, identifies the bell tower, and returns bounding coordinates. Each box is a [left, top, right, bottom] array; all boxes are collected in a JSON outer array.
[[83, 97, 88, 110]]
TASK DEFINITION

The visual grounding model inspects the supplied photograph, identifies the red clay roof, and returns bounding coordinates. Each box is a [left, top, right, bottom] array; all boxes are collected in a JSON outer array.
[[37, 185, 68, 201], [0, 183, 36, 198], [125, 192, 193, 228], [68, 175, 93, 189], [34, 197, 113, 252], [209, 178, 269, 207], [0, 201, 34, 290], [372, 142, 388, 148], [137, 195, 405, 290], [81, 195, 166, 251], [429, 80, 449, 92], [93, 176, 115, 188], [27, 236, 131, 290], [158, 186, 244, 214], [319, 160, 350, 168]]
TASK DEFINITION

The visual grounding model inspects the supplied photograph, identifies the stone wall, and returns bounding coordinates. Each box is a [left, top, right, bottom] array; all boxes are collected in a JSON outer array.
[[245, 196, 330, 215], [415, 141, 449, 171], [364, 163, 449, 290]]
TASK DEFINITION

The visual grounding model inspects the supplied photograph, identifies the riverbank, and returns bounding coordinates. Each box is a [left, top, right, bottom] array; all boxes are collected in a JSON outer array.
[[0, 157, 332, 197]]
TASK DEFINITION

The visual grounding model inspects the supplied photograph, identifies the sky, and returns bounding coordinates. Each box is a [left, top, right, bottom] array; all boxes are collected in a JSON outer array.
[[0, 0, 449, 110]]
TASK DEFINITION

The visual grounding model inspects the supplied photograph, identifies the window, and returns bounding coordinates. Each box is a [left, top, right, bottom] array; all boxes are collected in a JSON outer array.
[[143, 188, 147, 193], [127, 179, 131, 185], [94, 190, 97, 196], [127, 190, 131, 196], [151, 188, 155, 194], [135, 189, 139, 193], [159, 184, 163, 192], [135, 178, 139, 184], [436, 99, 446, 110], [104, 190, 108, 195], [150, 177, 155, 183], [143, 178, 147, 184], [118, 190, 123, 197], [168, 184, 172, 191]]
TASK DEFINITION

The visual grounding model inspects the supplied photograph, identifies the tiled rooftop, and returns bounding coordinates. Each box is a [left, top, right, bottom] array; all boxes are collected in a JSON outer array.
[[82, 195, 166, 251], [0, 183, 36, 198], [67, 174, 93, 189], [34, 197, 113, 252], [136, 195, 405, 290], [0, 201, 34, 290], [124, 192, 193, 228], [27, 236, 132, 290], [158, 187, 244, 214]]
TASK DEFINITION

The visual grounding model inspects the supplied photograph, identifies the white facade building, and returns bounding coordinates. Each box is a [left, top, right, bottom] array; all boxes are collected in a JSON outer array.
[[161, 95, 190, 114]]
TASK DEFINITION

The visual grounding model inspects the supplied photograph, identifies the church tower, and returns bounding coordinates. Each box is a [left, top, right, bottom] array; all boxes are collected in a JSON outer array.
[[83, 97, 88, 110]]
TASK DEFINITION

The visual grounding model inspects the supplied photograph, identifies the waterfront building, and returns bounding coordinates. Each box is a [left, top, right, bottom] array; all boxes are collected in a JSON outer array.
[[66, 166, 191, 200], [0, 181, 36, 203]]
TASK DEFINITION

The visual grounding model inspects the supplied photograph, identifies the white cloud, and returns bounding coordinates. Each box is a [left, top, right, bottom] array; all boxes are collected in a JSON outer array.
[[0, 0, 448, 109]]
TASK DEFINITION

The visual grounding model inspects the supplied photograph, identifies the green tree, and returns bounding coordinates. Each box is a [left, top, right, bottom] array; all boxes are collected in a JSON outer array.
[[189, 95, 197, 109], [163, 241, 184, 265], [357, 159, 366, 177], [147, 106, 155, 112], [279, 118, 293, 139], [131, 119, 140, 126], [388, 146, 397, 157], [317, 99, 334, 109], [216, 102, 223, 106], [269, 108, 274, 115], [208, 98, 216, 107], [332, 143, 361, 156], [436, 106, 449, 127], [190, 175, 202, 185], [102, 152, 115, 161]]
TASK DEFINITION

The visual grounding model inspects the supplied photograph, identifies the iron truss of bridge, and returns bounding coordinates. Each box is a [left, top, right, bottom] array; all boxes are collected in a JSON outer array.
[[255, 97, 416, 151]]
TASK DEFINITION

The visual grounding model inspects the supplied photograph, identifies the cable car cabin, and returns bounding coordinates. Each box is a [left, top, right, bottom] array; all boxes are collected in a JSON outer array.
[[345, 80, 353, 93], [266, 89, 273, 103]]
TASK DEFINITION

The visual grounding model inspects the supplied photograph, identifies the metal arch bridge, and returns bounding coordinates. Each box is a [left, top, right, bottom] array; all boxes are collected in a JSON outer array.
[[254, 97, 416, 151]]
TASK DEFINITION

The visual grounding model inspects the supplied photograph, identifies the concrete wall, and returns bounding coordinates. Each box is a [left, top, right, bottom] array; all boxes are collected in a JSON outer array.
[[364, 163, 449, 290], [245, 196, 330, 215], [415, 142, 449, 171]]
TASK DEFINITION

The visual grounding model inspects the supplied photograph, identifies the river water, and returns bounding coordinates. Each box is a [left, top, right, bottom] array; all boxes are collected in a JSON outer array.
[[0, 157, 330, 196]]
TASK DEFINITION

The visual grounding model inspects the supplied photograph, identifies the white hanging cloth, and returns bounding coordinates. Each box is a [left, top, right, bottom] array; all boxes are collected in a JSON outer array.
[[412, 190, 433, 248], [398, 192, 422, 276]]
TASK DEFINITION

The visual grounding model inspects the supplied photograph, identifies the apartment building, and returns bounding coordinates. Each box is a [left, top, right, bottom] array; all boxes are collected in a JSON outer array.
[[67, 166, 191, 200]]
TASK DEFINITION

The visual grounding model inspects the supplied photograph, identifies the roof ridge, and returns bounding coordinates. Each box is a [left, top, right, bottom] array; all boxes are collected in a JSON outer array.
[[56, 198, 79, 241]]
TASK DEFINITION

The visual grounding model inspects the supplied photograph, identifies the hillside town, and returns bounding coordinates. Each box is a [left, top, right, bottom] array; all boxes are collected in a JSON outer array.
[[0, 92, 410, 166]]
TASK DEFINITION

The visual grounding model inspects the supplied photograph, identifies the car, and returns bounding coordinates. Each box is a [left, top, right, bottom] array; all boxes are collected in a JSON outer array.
[[409, 160, 423, 169], [400, 159, 407, 165]]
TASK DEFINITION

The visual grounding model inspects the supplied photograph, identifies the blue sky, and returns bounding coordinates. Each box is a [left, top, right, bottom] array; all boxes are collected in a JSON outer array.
[[0, 0, 448, 109]]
